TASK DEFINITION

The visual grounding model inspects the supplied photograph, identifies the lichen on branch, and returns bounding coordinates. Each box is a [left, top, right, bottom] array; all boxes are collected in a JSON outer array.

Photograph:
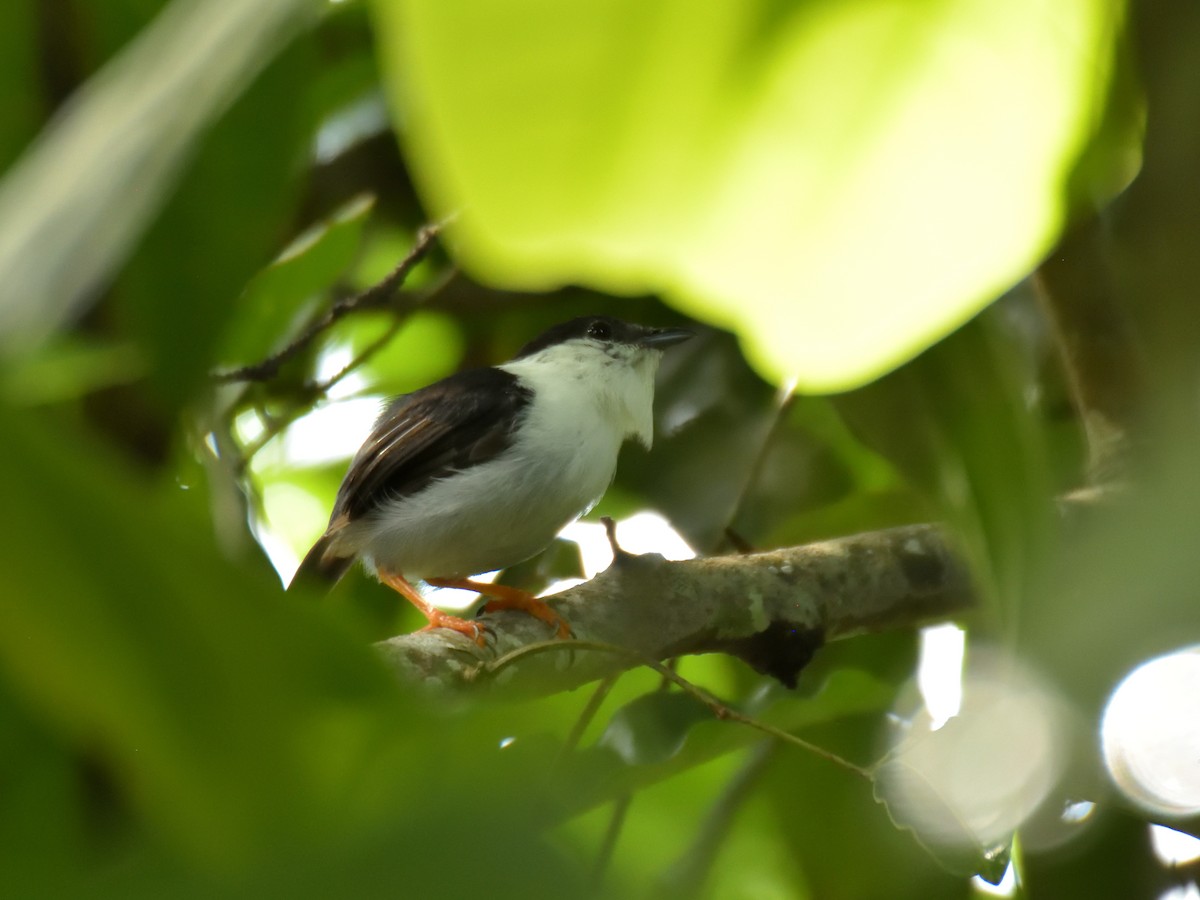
[[375, 522, 974, 695]]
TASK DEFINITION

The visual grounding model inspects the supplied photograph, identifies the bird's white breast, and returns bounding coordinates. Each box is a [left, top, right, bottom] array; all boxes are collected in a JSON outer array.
[[352, 341, 660, 580]]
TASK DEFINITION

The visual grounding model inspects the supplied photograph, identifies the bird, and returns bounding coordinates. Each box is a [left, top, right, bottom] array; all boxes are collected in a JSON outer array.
[[290, 314, 692, 642]]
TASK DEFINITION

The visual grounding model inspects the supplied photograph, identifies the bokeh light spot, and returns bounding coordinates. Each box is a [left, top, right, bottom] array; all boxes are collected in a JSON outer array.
[[879, 653, 1067, 856], [917, 623, 965, 730], [1102, 646, 1200, 817], [1150, 824, 1200, 868]]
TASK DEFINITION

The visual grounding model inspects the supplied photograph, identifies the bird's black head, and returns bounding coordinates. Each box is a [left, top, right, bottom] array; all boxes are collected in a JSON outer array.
[[514, 315, 692, 360]]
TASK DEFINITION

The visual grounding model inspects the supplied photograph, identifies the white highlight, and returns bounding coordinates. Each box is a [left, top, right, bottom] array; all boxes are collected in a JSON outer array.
[[880, 652, 1066, 855], [917, 623, 965, 730], [1150, 824, 1200, 868], [313, 341, 369, 400], [313, 93, 389, 163], [971, 862, 1016, 897], [1061, 800, 1096, 824], [258, 482, 331, 585], [279, 396, 381, 467], [559, 511, 696, 581], [1102, 646, 1200, 816]]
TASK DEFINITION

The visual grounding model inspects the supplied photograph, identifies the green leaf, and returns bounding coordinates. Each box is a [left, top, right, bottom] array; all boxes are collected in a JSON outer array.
[[370, 0, 1129, 390], [0, 0, 317, 359], [355, 308, 465, 394], [762, 715, 966, 899], [0, 404, 405, 867], [1, 336, 144, 406], [0, 682, 81, 895], [833, 309, 1059, 618], [598, 692, 712, 766], [117, 30, 320, 410], [220, 194, 376, 368], [556, 668, 895, 820], [0, 0, 41, 172], [873, 750, 1008, 878]]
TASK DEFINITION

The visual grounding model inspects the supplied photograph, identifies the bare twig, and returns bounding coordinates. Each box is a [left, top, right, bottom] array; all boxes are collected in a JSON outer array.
[[212, 220, 447, 384], [558, 674, 621, 762], [591, 794, 634, 886], [480, 637, 871, 780], [228, 265, 457, 472], [711, 380, 797, 554]]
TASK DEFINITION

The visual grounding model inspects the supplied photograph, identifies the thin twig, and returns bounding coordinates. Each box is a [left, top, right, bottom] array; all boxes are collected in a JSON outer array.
[[592, 794, 634, 887], [475, 638, 871, 780], [712, 379, 797, 554], [229, 266, 457, 472], [559, 674, 621, 762], [212, 220, 448, 384]]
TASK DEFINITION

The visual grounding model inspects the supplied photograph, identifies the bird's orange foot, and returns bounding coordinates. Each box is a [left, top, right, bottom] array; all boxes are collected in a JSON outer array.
[[418, 609, 488, 647], [379, 569, 488, 647], [427, 578, 572, 639]]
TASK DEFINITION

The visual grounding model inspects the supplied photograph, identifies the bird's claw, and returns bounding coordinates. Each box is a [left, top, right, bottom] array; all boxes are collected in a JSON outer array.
[[419, 610, 489, 647]]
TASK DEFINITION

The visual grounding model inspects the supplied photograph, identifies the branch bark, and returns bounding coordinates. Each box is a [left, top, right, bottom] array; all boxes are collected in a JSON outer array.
[[375, 522, 974, 695]]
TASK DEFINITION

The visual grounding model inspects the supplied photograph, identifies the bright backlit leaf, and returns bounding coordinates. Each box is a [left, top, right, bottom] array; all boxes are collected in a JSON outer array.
[[370, 0, 1127, 390]]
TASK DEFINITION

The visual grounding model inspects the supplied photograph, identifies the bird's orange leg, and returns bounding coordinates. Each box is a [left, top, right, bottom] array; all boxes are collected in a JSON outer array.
[[426, 577, 572, 639], [379, 570, 487, 646]]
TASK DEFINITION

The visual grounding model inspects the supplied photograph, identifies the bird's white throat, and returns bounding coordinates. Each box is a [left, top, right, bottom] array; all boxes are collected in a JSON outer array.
[[499, 339, 661, 449]]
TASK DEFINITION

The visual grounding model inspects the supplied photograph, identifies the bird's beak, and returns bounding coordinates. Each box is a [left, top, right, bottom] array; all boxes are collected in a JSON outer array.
[[638, 326, 694, 349]]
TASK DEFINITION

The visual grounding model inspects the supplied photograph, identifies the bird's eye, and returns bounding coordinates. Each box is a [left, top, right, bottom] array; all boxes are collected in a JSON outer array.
[[587, 320, 612, 340]]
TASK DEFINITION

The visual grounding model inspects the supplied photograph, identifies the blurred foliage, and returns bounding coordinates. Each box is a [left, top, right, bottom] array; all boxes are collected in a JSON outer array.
[[1, 1, 1199, 899], [370, 0, 1136, 392]]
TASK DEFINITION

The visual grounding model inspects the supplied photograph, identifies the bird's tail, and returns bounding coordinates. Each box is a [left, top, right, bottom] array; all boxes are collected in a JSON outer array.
[[288, 532, 355, 592]]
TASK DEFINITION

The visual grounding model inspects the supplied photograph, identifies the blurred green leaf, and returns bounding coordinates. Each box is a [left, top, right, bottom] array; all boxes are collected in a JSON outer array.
[[220, 194, 375, 368], [556, 668, 896, 820], [0, 682, 82, 896], [0, 0, 316, 357], [1021, 452, 1200, 712], [371, 0, 1127, 390], [0, 403, 405, 866], [598, 692, 712, 767], [873, 749, 1007, 878], [834, 310, 1059, 620], [114, 29, 320, 411], [1020, 811, 1164, 899], [355, 308, 465, 393], [763, 716, 965, 900], [0, 0, 41, 171], [1, 336, 144, 405]]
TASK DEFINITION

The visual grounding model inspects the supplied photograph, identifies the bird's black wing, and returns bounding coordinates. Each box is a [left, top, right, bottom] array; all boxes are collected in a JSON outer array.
[[289, 367, 532, 589], [331, 366, 532, 522]]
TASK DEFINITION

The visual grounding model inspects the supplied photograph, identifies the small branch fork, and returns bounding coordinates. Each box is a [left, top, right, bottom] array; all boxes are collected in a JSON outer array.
[[207, 221, 453, 475], [212, 220, 448, 385]]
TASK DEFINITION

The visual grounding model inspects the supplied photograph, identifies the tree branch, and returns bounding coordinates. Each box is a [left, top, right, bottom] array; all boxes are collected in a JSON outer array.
[[374, 521, 973, 695]]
